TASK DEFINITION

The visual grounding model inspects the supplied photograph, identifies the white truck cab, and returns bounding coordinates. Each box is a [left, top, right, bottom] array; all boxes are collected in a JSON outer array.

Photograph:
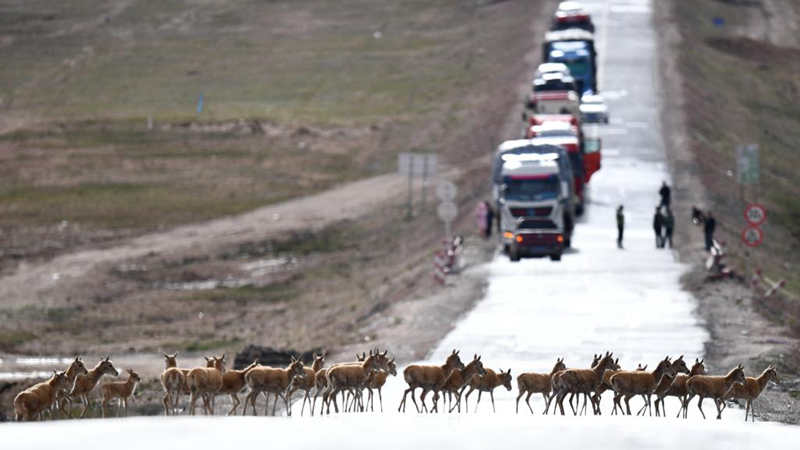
[[497, 152, 571, 262]]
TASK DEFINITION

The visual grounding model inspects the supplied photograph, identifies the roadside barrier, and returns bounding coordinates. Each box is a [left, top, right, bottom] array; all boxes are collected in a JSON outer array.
[[432, 236, 463, 284]]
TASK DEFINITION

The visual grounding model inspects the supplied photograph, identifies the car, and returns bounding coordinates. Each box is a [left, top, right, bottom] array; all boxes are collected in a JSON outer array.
[[532, 72, 578, 93], [533, 62, 571, 80], [579, 94, 609, 124], [552, 1, 595, 32], [526, 121, 578, 139]]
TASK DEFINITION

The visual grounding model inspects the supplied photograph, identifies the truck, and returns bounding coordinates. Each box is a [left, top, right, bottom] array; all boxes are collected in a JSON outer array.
[[525, 71, 580, 115], [528, 120, 601, 215], [492, 140, 576, 261], [543, 29, 597, 95]]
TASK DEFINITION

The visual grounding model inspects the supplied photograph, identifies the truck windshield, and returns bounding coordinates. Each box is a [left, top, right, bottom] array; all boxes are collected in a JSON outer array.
[[503, 177, 560, 202]]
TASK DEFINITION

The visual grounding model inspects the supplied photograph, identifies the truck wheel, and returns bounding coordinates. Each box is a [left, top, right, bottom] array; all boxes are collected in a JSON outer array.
[[565, 238, 572, 248], [509, 247, 521, 262], [550, 253, 562, 262]]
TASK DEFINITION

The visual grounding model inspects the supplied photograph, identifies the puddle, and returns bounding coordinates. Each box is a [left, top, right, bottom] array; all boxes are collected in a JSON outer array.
[[0, 356, 76, 381], [0, 371, 52, 381]]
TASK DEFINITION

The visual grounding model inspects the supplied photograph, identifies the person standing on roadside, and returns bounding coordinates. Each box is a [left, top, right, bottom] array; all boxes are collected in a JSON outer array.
[[663, 207, 674, 249], [659, 181, 671, 208], [616, 205, 625, 249], [704, 211, 716, 251], [653, 206, 664, 248], [485, 201, 494, 238]]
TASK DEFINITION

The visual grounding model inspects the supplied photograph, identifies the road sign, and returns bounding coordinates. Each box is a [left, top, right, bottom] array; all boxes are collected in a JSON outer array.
[[398, 153, 438, 177], [436, 181, 457, 201], [736, 144, 759, 185], [437, 201, 457, 222], [744, 203, 767, 226], [741, 226, 764, 247]]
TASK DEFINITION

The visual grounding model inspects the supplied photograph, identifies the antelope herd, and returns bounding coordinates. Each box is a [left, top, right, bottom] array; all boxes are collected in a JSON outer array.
[[12, 350, 778, 423]]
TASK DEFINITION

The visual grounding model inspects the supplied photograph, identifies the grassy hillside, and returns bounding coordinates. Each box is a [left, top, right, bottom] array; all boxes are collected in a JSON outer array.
[[672, 0, 800, 300], [0, 0, 542, 271]]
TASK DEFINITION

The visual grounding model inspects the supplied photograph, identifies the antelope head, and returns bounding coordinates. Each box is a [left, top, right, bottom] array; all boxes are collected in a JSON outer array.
[[671, 355, 689, 374], [163, 353, 178, 368], [445, 350, 465, 371], [500, 369, 513, 391], [690, 358, 706, 376], [98, 357, 119, 377]]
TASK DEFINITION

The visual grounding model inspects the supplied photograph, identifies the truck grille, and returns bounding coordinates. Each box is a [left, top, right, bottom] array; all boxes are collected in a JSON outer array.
[[519, 219, 557, 229], [510, 207, 553, 217]]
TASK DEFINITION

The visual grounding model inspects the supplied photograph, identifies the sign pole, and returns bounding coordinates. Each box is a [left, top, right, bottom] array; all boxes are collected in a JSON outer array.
[[421, 156, 428, 210], [407, 162, 413, 219]]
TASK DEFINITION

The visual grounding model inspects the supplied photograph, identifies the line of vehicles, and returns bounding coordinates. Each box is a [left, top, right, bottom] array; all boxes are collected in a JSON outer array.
[[493, 1, 608, 262]]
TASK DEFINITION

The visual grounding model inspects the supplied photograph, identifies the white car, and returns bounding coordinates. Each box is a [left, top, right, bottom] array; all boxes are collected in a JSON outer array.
[[557, 1, 584, 14], [534, 62, 571, 80], [579, 94, 609, 124]]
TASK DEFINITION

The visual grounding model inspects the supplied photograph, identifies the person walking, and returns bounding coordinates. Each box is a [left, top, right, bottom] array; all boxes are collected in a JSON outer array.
[[659, 181, 671, 208], [616, 205, 625, 249], [474, 202, 487, 238], [663, 207, 674, 249], [704, 211, 716, 251], [653, 206, 664, 248], [485, 201, 494, 238]]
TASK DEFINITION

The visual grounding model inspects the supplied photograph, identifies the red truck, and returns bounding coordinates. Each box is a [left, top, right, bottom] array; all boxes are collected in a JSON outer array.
[[524, 116, 601, 215]]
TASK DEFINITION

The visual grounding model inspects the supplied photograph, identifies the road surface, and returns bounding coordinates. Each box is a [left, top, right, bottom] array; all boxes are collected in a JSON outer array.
[[5, 0, 797, 447]]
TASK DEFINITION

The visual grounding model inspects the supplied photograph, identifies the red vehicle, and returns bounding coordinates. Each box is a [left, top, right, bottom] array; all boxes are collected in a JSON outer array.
[[528, 121, 601, 215], [552, 1, 595, 32], [526, 90, 580, 116], [527, 113, 580, 128]]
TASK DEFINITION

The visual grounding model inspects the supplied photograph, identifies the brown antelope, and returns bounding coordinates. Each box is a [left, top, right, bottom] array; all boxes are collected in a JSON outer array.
[[186, 355, 226, 415], [685, 363, 746, 419], [595, 359, 644, 416], [243, 357, 306, 416], [219, 360, 259, 415], [324, 350, 390, 414], [100, 369, 141, 418], [553, 351, 616, 416], [313, 352, 368, 415], [726, 365, 778, 422], [637, 356, 689, 416], [365, 358, 398, 413], [399, 349, 464, 413], [431, 354, 485, 413], [609, 356, 680, 416], [14, 371, 70, 421], [515, 358, 566, 415], [160, 353, 190, 416], [546, 353, 601, 415], [69, 356, 119, 418], [287, 353, 325, 416], [464, 368, 512, 413], [54, 356, 88, 418], [659, 358, 706, 418], [563, 355, 620, 416]]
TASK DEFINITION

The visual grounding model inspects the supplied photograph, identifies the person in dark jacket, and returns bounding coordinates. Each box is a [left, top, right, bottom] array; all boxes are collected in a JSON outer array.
[[653, 206, 664, 248], [616, 205, 625, 249], [485, 201, 494, 238], [663, 207, 674, 248], [704, 211, 716, 251], [659, 181, 671, 208]]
